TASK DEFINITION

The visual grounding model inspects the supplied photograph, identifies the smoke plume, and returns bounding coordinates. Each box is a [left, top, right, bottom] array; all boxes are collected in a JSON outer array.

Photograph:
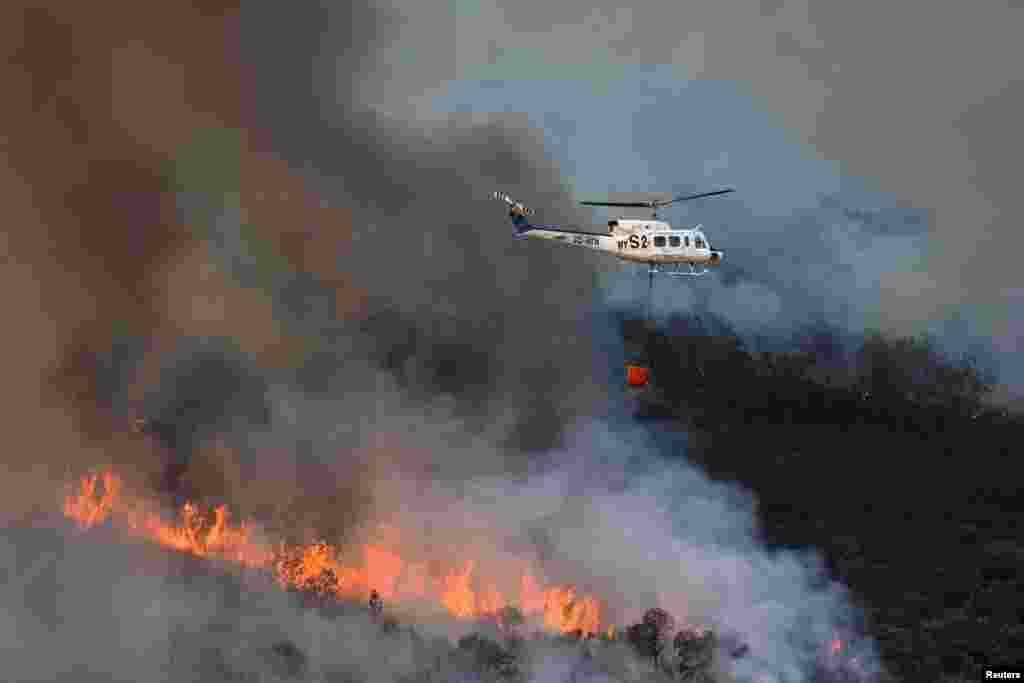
[[2, 1, 885, 681]]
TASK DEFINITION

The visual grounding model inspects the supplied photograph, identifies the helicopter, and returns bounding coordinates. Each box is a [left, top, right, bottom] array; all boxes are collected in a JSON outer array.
[[491, 186, 733, 277], [493, 186, 736, 389]]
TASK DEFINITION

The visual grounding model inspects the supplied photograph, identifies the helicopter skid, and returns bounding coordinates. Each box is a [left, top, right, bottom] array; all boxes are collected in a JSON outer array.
[[647, 263, 709, 277]]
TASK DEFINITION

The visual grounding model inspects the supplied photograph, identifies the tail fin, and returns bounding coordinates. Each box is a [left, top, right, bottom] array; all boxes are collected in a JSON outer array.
[[492, 191, 534, 235], [510, 211, 533, 235]]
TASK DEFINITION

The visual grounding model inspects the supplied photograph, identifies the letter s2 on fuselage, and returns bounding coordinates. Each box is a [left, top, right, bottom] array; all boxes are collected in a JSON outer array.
[[619, 234, 650, 250]]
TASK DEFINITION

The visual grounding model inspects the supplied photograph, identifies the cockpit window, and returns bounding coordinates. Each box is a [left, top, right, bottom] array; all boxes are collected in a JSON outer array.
[[654, 235, 666, 247], [669, 235, 680, 247], [695, 236, 706, 249]]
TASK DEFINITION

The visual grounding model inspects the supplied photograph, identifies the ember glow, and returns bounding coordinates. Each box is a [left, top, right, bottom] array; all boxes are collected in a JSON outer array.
[[63, 469, 604, 634]]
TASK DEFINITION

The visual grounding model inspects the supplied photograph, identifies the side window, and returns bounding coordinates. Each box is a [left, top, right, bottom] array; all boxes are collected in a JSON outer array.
[[669, 235, 680, 247], [654, 235, 666, 247], [684, 235, 690, 248]]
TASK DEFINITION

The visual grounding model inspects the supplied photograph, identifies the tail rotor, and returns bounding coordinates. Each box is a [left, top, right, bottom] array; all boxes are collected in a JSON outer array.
[[492, 191, 533, 216], [492, 191, 534, 235]]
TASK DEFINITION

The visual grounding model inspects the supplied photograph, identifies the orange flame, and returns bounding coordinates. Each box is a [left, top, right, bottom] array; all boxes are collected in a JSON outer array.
[[63, 469, 604, 634], [63, 470, 121, 528]]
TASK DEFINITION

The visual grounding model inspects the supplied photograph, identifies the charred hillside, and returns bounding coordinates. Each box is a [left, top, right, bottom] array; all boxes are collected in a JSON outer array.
[[625, 314, 1023, 681]]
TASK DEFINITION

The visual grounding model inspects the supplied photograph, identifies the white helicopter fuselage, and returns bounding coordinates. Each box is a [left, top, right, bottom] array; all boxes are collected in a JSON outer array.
[[493, 189, 730, 276], [518, 218, 723, 266]]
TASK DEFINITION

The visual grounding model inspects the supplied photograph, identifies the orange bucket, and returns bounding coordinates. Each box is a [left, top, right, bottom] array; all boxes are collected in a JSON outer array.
[[625, 364, 650, 387]]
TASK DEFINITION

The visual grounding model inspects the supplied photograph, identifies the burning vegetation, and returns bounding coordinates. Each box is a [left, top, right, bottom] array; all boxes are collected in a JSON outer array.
[[60, 467, 873, 682], [64, 469, 602, 635]]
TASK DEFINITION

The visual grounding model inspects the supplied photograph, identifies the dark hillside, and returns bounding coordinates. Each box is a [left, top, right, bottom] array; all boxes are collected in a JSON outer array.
[[626, 314, 1023, 681]]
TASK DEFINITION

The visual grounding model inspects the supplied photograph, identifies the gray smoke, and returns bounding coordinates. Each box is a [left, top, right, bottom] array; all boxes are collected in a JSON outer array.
[[3, 415, 880, 682], [352, 0, 1024, 401], [0, 524, 464, 683], [357, 0, 1023, 325], [232, 1, 613, 443], [1, 1, 892, 681]]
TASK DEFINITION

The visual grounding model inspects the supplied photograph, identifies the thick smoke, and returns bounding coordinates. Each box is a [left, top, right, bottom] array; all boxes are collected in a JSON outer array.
[[238, 1, 608, 428], [0, 0, 604, 514], [0, 524, 467, 683], [2, 1, 883, 681], [359, 0, 1024, 329], [356, 0, 1024, 401], [4, 419, 880, 682], [374, 417, 880, 682]]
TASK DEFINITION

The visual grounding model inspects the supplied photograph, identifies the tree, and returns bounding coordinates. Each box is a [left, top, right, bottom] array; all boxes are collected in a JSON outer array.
[[674, 628, 716, 682], [643, 608, 676, 639], [457, 634, 518, 677], [626, 621, 659, 661], [369, 589, 384, 619], [627, 608, 677, 666]]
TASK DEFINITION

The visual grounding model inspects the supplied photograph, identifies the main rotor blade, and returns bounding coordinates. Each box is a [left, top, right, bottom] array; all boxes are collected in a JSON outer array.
[[658, 187, 736, 207], [579, 200, 657, 208], [580, 187, 736, 210]]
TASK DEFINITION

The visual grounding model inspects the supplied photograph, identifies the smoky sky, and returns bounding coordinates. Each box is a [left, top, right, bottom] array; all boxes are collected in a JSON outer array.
[[5, 0, 1018, 518], [236, 1, 618, 440], [352, 0, 1024, 389], [0, 4, 894, 680], [431, 67, 982, 371], [0, 0, 616, 520]]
